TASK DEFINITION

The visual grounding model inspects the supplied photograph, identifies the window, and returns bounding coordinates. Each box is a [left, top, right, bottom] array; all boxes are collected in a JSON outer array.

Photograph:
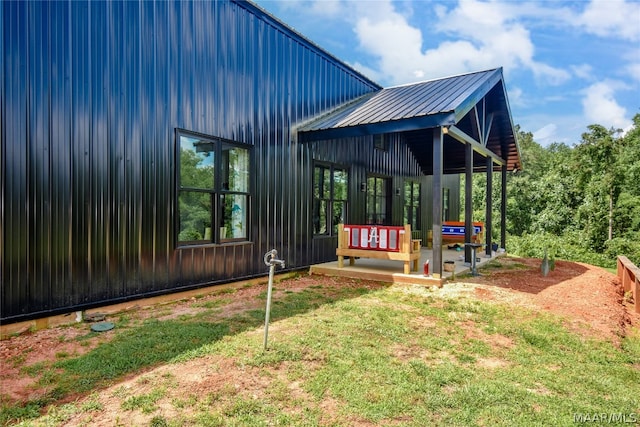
[[177, 131, 250, 245], [313, 164, 348, 236], [404, 181, 421, 230], [366, 176, 391, 225]]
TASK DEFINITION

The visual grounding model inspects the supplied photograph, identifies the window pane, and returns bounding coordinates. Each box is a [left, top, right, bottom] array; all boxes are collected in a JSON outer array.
[[313, 199, 328, 235], [221, 144, 249, 192], [221, 194, 247, 239], [322, 168, 330, 199], [333, 169, 347, 200], [413, 207, 420, 229], [178, 191, 212, 242], [404, 181, 412, 201], [443, 188, 450, 221], [332, 201, 345, 234], [377, 178, 387, 197], [313, 165, 331, 199], [313, 166, 322, 199], [180, 135, 215, 190]]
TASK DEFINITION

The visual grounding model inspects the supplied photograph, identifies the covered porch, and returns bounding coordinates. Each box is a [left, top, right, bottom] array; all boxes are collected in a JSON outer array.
[[310, 246, 502, 287], [299, 68, 521, 279]]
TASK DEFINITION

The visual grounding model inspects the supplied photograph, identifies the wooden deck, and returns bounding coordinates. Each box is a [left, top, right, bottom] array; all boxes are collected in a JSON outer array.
[[310, 247, 502, 286]]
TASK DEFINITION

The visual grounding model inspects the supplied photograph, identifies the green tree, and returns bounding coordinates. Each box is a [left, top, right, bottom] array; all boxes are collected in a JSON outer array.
[[614, 113, 640, 241], [502, 115, 640, 266], [574, 124, 625, 250]]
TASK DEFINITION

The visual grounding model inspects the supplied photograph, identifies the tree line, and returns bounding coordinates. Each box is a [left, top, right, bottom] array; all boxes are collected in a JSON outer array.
[[470, 113, 640, 268]]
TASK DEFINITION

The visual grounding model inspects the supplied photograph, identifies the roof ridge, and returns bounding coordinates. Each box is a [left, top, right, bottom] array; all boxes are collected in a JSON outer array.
[[384, 68, 501, 90]]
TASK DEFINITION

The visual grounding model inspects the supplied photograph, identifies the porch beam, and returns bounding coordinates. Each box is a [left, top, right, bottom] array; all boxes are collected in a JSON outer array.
[[471, 105, 482, 144], [483, 112, 494, 146], [444, 125, 505, 166]]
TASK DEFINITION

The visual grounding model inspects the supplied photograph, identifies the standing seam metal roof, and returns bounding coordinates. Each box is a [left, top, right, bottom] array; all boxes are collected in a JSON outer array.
[[298, 69, 498, 131], [297, 68, 521, 173]]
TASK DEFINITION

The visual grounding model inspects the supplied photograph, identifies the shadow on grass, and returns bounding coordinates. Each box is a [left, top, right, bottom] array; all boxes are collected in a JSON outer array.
[[0, 276, 388, 426]]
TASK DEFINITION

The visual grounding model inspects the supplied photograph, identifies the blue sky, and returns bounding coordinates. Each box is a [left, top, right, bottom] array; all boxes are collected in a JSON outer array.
[[255, 0, 640, 146]]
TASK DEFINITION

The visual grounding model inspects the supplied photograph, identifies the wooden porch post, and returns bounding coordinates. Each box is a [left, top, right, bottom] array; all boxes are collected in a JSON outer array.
[[432, 128, 444, 278], [485, 157, 493, 257], [501, 163, 507, 250], [465, 142, 473, 263]]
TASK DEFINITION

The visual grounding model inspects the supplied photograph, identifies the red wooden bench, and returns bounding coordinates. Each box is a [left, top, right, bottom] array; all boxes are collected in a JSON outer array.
[[336, 224, 421, 274]]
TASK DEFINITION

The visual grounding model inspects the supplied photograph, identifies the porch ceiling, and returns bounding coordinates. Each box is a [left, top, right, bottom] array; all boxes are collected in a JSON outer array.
[[297, 68, 521, 175]]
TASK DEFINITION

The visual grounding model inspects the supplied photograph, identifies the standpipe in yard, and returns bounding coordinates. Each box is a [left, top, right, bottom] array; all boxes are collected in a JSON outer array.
[[263, 249, 285, 350]]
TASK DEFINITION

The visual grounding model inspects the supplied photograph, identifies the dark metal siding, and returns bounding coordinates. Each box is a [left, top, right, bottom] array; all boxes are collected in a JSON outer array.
[[1, 0, 441, 323], [1, 0, 385, 322]]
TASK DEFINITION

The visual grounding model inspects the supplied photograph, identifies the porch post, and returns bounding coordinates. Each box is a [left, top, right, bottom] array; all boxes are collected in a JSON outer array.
[[464, 142, 473, 263], [501, 163, 507, 249], [432, 127, 444, 278], [485, 157, 493, 257]]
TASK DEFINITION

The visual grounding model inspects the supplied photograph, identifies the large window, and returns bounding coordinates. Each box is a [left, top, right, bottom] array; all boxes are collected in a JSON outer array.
[[313, 164, 348, 236], [366, 176, 391, 225], [404, 181, 421, 230], [177, 131, 250, 245]]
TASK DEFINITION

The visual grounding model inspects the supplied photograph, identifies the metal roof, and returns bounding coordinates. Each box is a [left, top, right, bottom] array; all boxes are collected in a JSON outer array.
[[298, 68, 521, 174]]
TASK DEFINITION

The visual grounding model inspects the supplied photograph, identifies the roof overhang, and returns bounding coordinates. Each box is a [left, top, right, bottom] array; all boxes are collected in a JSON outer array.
[[297, 68, 521, 174]]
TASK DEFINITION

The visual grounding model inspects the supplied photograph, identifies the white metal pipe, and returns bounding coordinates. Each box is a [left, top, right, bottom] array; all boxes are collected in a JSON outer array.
[[263, 249, 285, 350]]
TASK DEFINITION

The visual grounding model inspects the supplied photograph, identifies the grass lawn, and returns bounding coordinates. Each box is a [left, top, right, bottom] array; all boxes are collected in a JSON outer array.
[[2, 274, 639, 426]]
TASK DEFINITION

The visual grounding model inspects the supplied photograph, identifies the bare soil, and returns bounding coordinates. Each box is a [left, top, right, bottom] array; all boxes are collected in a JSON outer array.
[[1, 257, 637, 424]]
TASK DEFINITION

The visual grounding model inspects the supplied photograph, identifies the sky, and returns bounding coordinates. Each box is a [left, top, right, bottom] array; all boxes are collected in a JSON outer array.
[[254, 0, 640, 147]]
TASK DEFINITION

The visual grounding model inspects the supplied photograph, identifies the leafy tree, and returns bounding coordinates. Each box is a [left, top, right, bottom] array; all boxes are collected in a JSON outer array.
[[471, 116, 640, 267], [574, 124, 626, 250]]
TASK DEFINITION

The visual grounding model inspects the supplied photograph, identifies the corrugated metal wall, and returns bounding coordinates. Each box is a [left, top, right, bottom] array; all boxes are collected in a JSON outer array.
[[1, 0, 443, 323]]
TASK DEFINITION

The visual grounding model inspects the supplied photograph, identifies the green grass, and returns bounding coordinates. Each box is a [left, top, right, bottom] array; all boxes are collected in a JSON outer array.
[[0, 279, 381, 426], [2, 278, 639, 427]]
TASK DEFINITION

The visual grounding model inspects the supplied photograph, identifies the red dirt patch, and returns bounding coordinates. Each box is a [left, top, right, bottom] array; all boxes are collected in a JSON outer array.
[[458, 257, 636, 342]]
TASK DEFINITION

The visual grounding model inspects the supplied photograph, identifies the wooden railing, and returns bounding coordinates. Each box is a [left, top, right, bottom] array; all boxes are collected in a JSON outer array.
[[617, 256, 640, 313]]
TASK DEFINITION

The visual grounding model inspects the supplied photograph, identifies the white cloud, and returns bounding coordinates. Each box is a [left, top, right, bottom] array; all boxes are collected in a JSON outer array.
[[310, 0, 343, 16], [578, 0, 640, 41], [351, 0, 570, 86], [272, 0, 344, 16], [432, 0, 571, 84], [581, 81, 632, 130], [520, 112, 588, 146], [533, 123, 558, 146], [571, 64, 594, 80], [624, 62, 640, 83], [350, 61, 384, 83], [507, 86, 525, 108]]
